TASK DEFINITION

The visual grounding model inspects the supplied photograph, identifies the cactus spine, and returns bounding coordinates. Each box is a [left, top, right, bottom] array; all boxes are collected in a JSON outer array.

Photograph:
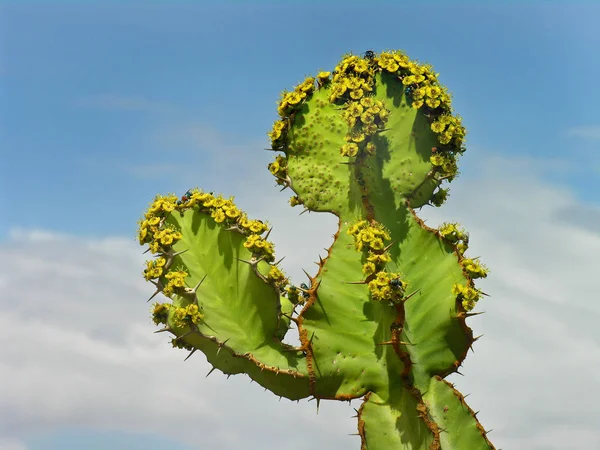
[[137, 50, 494, 449]]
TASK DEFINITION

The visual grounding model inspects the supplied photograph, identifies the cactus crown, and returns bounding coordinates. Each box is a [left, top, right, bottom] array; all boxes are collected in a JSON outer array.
[[137, 50, 494, 449]]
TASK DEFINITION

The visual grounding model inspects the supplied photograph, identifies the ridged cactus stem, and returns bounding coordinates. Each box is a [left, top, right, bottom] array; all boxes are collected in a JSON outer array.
[[137, 50, 494, 449]]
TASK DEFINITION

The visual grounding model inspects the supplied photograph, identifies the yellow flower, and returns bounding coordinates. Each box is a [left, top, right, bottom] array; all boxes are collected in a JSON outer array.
[[431, 120, 446, 134], [354, 59, 369, 73], [249, 220, 268, 234], [212, 208, 226, 223], [317, 71, 331, 85], [425, 97, 441, 109], [224, 206, 241, 219], [411, 99, 424, 109], [340, 143, 359, 157], [366, 142, 377, 154], [367, 252, 391, 264], [426, 85, 441, 98], [347, 102, 364, 118], [350, 89, 364, 100], [370, 238, 384, 250], [350, 132, 366, 143], [360, 97, 375, 108], [360, 111, 374, 124], [362, 262, 377, 276], [268, 161, 280, 175], [286, 91, 303, 105], [363, 123, 378, 136], [402, 75, 417, 86]]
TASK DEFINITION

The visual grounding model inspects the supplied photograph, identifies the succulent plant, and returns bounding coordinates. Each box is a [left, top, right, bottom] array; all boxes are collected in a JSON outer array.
[[137, 50, 494, 449]]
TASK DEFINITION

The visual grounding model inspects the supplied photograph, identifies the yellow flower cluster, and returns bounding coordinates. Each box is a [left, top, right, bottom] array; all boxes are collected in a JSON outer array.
[[268, 154, 288, 179], [243, 234, 276, 263], [368, 271, 406, 303], [377, 51, 411, 73], [172, 303, 204, 328], [430, 114, 466, 145], [452, 283, 482, 311], [171, 337, 194, 351], [151, 302, 171, 325], [289, 196, 301, 207], [430, 153, 458, 179], [144, 194, 178, 217], [285, 285, 302, 305], [267, 265, 288, 288], [316, 71, 331, 87], [438, 222, 468, 245], [461, 258, 489, 279], [325, 54, 391, 158], [348, 220, 391, 252], [277, 77, 315, 118], [143, 256, 167, 281], [268, 119, 287, 148], [163, 270, 188, 297], [362, 251, 392, 276]]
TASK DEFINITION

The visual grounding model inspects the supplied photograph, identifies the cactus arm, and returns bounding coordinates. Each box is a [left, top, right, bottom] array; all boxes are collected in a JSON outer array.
[[140, 197, 310, 399]]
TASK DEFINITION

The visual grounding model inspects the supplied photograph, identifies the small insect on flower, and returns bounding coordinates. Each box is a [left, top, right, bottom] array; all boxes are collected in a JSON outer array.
[[389, 277, 404, 292], [363, 50, 375, 60], [300, 282, 311, 299]]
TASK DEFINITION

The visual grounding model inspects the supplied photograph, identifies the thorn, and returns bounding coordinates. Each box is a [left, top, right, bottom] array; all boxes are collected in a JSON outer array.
[[184, 348, 197, 361], [480, 291, 491, 297], [302, 268, 313, 282], [402, 289, 421, 302], [459, 311, 485, 318], [377, 127, 391, 133], [485, 429, 493, 434], [279, 184, 288, 192], [348, 433, 361, 436], [474, 334, 484, 341], [455, 370, 464, 376], [376, 340, 395, 346], [265, 148, 281, 152], [319, 254, 325, 265], [299, 208, 310, 216], [186, 273, 208, 295], [227, 374, 231, 379], [264, 227, 273, 240], [383, 240, 397, 252], [205, 367, 217, 378], [340, 160, 358, 165], [154, 327, 171, 334], [216, 338, 230, 355], [146, 289, 161, 303], [171, 248, 189, 257], [344, 280, 367, 285], [142, 248, 151, 254], [274, 256, 286, 266], [235, 257, 258, 266], [279, 396, 282, 402]]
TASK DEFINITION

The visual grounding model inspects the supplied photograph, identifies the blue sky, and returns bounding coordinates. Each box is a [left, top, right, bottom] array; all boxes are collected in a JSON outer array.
[[2, 1, 598, 240], [1, 2, 599, 450]]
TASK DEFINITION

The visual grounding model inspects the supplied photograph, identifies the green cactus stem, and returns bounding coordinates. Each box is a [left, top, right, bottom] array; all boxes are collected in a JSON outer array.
[[137, 50, 494, 449]]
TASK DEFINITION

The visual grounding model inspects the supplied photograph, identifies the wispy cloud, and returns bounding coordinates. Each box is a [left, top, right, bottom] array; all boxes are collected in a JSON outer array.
[[73, 94, 178, 114], [567, 125, 600, 140]]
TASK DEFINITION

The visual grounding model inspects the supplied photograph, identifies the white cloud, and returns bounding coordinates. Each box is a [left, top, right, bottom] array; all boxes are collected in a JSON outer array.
[[1, 149, 599, 449], [567, 125, 600, 140], [0, 437, 28, 450]]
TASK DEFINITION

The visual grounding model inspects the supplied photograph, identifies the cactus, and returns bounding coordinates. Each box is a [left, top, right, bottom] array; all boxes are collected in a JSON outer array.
[[137, 50, 495, 449]]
